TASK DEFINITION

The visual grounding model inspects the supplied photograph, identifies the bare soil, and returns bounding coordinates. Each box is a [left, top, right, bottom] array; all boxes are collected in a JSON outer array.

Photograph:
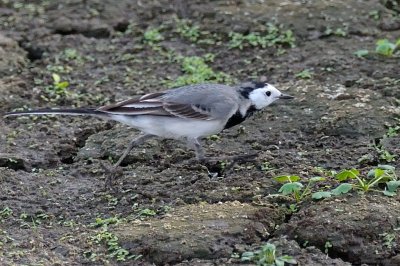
[[0, 0, 399, 265]]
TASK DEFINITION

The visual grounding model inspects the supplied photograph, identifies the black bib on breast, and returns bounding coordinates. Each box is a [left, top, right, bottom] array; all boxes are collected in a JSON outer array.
[[224, 105, 257, 129]]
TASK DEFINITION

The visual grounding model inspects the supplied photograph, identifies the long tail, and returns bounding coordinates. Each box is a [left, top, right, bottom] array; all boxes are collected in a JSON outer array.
[[3, 108, 108, 118]]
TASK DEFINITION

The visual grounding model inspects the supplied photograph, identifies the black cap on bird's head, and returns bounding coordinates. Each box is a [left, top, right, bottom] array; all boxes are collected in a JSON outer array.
[[237, 80, 294, 109], [238, 81, 267, 98]]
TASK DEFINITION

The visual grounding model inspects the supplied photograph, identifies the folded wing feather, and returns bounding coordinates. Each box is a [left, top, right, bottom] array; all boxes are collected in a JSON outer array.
[[97, 92, 213, 120]]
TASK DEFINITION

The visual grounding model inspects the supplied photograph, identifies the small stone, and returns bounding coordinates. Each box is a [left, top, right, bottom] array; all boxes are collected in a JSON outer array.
[[378, 19, 400, 31]]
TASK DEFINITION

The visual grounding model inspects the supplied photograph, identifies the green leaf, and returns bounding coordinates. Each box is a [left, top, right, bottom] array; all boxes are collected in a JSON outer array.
[[386, 181, 400, 193], [374, 168, 386, 178], [331, 183, 353, 195], [335, 169, 359, 181], [278, 182, 303, 195], [279, 255, 297, 264], [383, 190, 396, 197], [309, 176, 326, 182], [56, 81, 69, 89], [138, 208, 156, 217], [312, 191, 332, 200], [240, 251, 255, 261], [274, 175, 300, 183], [354, 49, 369, 58], [295, 69, 313, 79], [376, 39, 395, 56], [377, 164, 395, 171], [52, 73, 61, 84]]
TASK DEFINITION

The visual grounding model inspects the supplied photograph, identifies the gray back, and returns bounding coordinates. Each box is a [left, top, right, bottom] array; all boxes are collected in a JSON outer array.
[[163, 84, 241, 119]]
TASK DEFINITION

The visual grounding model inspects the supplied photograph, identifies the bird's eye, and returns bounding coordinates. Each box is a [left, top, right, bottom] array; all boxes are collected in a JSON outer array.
[[265, 91, 271, 97]]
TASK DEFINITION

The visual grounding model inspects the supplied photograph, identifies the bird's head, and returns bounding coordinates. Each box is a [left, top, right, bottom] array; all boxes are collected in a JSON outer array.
[[239, 81, 293, 110]]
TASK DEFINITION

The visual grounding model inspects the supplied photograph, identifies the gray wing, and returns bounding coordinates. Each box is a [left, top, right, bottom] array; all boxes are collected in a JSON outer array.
[[97, 84, 239, 121]]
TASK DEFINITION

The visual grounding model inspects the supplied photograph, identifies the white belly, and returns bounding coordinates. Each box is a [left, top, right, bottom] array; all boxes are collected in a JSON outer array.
[[111, 115, 224, 139]]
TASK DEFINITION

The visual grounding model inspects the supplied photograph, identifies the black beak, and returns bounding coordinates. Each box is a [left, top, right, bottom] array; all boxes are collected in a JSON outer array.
[[278, 93, 294, 99]]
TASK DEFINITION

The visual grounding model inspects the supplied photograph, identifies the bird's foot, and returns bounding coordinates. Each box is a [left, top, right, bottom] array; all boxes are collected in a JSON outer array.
[[100, 162, 123, 191]]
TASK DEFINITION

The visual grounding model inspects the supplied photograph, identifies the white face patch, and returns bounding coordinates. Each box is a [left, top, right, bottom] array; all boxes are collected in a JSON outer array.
[[248, 84, 282, 109]]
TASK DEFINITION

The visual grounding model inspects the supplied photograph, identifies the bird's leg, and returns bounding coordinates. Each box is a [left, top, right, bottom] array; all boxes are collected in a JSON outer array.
[[193, 138, 205, 161], [183, 137, 206, 164], [104, 133, 154, 188]]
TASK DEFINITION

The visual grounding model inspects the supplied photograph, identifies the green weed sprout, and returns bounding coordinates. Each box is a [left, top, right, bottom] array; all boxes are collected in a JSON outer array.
[[295, 69, 313, 79], [333, 166, 397, 195], [228, 23, 295, 50], [143, 27, 164, 45], [376, 38, 400, 57], [356, 38, 400, 58], [89, 216, 141, 262], [51, 73, 69, 93], [41, 73, 70, 102], [241, 243, 296, 266], [274, 166, 398, 201], [175, 18, 200, 42], [274, 175, 325, 203], [166, 55, 233, 87]]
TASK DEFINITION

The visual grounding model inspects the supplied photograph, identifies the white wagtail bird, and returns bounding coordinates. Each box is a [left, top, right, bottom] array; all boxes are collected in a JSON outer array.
[[4, 81, 293, 186]]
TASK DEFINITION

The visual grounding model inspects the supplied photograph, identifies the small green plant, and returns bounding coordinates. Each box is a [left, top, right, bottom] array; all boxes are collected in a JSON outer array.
[[369, 10, 380, 20], [386, 125, 400, 137], [41, 73, 70, 102], [229, 23, 295, 51], [354, 49, 369, 58], [324, 241, 333, 254], [355, 38, 400, 58], [166, 55, 234, 87], [90, 227, 140, 262], [173, 18, 220, 45], [373, 127, 398, 162], [334, 166, 397, 194], [175, 18, 201, 42], [18, 212, 51, 228], [0, 207, 13, 222], [374, 140, 397, 163], [323, 27, 347, 37], [46, 64, 73, 74], [60, 48, 91, 65], [51, 73, 69, 94], [274, 175, 325, 202], [137, 208, 157, 217], [63, 48, 80, 60], [379, 149, 397, 162], [143, 27, 164, 45], [104, 194, 119, 207], [295, 69, 313, 79], [89, 216, 141, 262], [91, 216, 121, 228], [0, 229, 14, 248], [261, 162, 274, 172], [241, 243, 296, 266], [375, 38, 400, 57], [380, 232, 396, 248], [274, 166, 398, 201]]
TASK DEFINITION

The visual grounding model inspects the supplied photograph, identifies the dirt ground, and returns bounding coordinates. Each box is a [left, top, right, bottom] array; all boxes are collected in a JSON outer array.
[[0, 0, 399, 265]]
